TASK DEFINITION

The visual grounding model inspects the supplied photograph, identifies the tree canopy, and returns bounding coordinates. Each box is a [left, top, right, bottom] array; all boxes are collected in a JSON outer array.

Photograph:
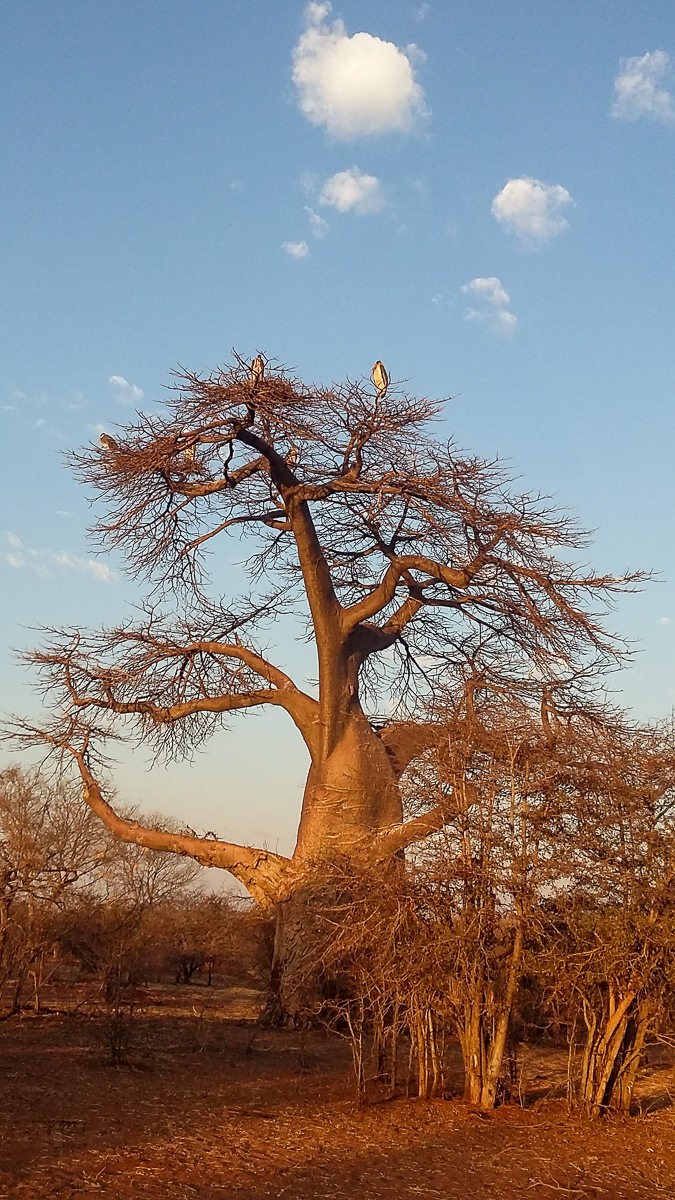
[[7, 359, 645, 916]]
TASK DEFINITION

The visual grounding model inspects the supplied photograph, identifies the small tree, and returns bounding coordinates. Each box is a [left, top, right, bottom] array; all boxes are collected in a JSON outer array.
[[0, 766, 108, 1015], [157, 893, 245, 985], [7, 359, 644, 1015], [399, 679, 582, 1108], [537, 719, 675, 1115]]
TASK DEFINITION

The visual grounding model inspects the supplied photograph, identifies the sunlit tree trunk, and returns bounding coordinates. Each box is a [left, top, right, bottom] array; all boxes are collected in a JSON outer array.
[[577, 989, 652, 1116], [455, 921, 524, 1110]]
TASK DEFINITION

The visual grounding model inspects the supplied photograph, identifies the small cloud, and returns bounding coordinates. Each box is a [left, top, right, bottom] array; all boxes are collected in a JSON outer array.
[[660, 617, 673, 625], [292, 2, 427, 140], [320, 166, 384, 214], [3, 533, 115, 582], [283, 240, 310, 258], [62, 391, 86, 412], [300, 169, 319, 195], [415, 3, 431, 20], [612, 50, 675, 125], [52, 552, 116, 582], [461, 276, 517, 335], [109, 375, 144, 405], [491, 177, 573, 242], [431, 293, 442, 305], [305, 206, 329, 237]]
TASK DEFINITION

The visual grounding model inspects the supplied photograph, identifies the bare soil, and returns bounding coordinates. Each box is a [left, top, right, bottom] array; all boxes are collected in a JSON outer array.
[[1, 982, 675, 1199]]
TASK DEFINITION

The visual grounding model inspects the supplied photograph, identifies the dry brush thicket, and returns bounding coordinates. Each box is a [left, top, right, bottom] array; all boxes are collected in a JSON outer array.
[[3, 359, 675, 1113], [291, 691, 675, 1113]]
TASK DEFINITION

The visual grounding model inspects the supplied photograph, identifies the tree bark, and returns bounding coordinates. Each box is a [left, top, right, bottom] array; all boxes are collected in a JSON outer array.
[[480, 920, 524, 1109], [455, 922, 524, 1110], [577, 989, 642, 1116]]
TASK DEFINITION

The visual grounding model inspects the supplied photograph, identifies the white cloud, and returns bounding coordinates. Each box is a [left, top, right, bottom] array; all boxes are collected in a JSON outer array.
[[283, 240, 310, 258], [461, 277, 517, 335], [300, 169, 319, 195], [52, 552, 116, 582], [403, 44, 427, 68], [292, 2, 427, 139], [4, 533, 115, 582], [109, 375, 144, 405], [491, 177, 573, 241], [320, 166, 384, 214], [660, 617, 673, 625], [612, 51, 675, 125], [305, 206, 329, 237]]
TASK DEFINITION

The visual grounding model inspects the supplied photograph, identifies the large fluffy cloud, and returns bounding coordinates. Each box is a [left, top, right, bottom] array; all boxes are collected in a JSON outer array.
[[461, 277, 517, 335], [611, 50, 675, 125], [292, 2, 427, 139], [491, 177, 573, 241], [320, 167, 384, 214]]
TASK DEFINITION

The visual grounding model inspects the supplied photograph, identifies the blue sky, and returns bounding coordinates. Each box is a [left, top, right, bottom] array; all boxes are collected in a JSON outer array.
[[1, 1, 675, 855]]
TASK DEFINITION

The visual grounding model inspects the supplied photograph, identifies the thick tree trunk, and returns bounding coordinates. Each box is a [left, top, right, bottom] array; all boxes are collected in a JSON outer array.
[[294, 707, 403, 859], [259, 710, 407, 1024]]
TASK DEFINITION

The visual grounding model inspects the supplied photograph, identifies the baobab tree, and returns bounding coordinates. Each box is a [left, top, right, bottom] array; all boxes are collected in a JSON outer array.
[[8, 358, 643, 1014]]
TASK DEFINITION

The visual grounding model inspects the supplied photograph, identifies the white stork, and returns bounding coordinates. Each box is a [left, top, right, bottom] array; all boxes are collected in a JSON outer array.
[[372, 360, 388, 400], [250, 355, 265, 388], [98, 433, 119, 452]]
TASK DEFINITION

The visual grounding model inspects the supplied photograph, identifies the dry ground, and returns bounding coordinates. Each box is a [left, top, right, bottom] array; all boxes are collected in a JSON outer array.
[[1, 982, 675, 1199]]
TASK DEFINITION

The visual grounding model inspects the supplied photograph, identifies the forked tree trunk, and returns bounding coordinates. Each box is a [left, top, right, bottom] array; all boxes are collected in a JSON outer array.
[[457, 979, 488, 1105], [456, 922, 524, 1109], [408, 998, 444, 1099], [480, 922, 524, 1109], [577, 989, 651, 1116], [614, 1005, 650, 1112]]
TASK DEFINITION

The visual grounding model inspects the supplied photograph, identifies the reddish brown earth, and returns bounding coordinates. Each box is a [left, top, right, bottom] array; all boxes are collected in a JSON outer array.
[[1, 983, 675, 1199]]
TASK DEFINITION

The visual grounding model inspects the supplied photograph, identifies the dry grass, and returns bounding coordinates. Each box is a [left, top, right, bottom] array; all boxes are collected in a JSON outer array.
[[1, 982, 675, 1199]]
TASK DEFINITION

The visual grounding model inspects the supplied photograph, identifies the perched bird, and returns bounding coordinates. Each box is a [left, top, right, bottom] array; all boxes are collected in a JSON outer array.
[[98, 432, 119, 452], [181, 429, 196, 463], [250, 355, 265, 388], [372, 360, 388, 399]]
